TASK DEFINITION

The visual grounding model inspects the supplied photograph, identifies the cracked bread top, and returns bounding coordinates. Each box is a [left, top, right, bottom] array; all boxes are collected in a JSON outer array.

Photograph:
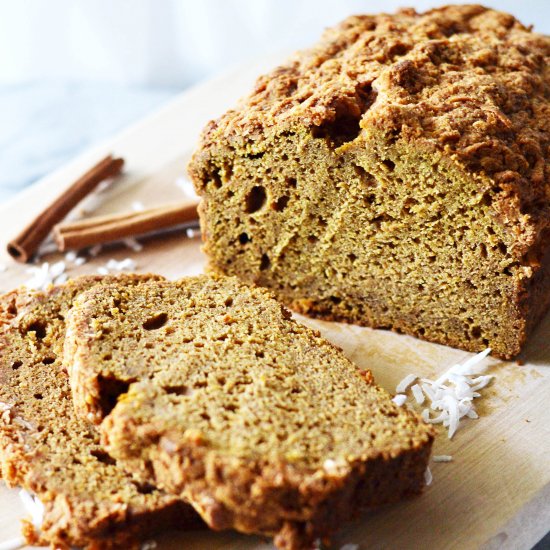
[[191, 5, 549, 230]]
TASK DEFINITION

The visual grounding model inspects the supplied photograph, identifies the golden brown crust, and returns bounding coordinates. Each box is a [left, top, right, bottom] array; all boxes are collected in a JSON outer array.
[[194, 5, 549, 218], [188, 5, 550, 360], [104, 386, 433, 550], [63, 274, 434, 549], [0, 275, 203, 549]]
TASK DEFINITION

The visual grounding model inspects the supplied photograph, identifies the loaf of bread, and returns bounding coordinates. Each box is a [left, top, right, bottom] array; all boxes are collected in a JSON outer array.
[[64, 274, 434, 550], [188, 5, 550, 359], [0, 276, 202, 549]]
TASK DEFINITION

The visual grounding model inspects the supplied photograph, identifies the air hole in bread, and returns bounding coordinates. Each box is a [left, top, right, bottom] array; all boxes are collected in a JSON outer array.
[[382, 159, 395, 172], [11, 361, 22, 370], [34, 393, 43, 400], [90, 449, 116, 465], [222, 162, 234, 182], [209, 170, 222, 189], [471, 326, 482, 338], [245, 151, 265, 160], [163, 385, 192, 397], [97, 374, 134, 417], [6, 300, 17, 316], [224, 297, 233, 307], [27, 321, 47, 339], [286, 177, 297, 188], [245, 186, 267, 213], [42, 357, 55, 365], [143, 313, 168, 331], [353, 164, 374, 184], [132, 480, 156, 495], [238, 232, 250, 245], [272, 195, 290, 211], [260, 254, 271, 271]]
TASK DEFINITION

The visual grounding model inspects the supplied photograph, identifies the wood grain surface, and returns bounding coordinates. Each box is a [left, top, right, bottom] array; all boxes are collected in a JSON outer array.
[[0, 57, 548, 550]]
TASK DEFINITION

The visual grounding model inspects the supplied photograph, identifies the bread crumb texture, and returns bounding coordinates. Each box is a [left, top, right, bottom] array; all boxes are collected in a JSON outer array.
[[65, 275, 434, 549], [188, 5, 550, 359], [0, 275, 202, 550]]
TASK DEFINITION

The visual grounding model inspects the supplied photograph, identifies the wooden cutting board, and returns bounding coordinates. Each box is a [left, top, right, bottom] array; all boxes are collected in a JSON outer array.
[[0, 57, 549, 550]]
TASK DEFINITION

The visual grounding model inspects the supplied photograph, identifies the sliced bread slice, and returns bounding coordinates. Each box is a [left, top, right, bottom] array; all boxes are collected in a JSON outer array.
[[0, 275, 202, 549], [65, 274, 435, 549]]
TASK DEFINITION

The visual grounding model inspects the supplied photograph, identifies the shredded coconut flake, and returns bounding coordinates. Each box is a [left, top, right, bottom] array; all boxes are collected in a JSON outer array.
[[35, 239, 58, 258], [55, 273, 68, 285], [19, 489, 44, 527], [64, 251, 87, 267], [424, 466, 433, 486], [433, 455, 453, 463], [392, 394, 407, 406], [411, 383, 425, 405], [123, 238, 143, 252], [395, 373, 417, 393], [395, 349, 493, 439], [65, 179, 114, 221], [97, 258, 137, 275], [25, 261, 69, 291], [88, 244, 102, 257], [132, 201, 145, 212]]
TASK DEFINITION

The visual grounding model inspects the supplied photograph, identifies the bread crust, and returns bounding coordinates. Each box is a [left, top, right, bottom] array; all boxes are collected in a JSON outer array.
[[188, 5, 550, 360], [0, 275, 202, 549], [63, 275, 435, 549], [192, 5, 549, 214]]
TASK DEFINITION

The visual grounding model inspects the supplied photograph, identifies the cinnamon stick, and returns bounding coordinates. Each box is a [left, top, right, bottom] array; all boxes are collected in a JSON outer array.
[[53, 200, 199, 251], [7, 155, 124, 262]]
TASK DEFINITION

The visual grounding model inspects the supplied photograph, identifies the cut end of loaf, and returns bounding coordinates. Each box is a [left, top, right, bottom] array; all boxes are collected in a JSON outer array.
[[188, 5, 550, 360]]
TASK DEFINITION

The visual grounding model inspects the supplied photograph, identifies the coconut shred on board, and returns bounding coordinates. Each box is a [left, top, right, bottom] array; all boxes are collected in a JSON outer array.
[[392, 348, 494, 439], [24, 257, 138, 291]]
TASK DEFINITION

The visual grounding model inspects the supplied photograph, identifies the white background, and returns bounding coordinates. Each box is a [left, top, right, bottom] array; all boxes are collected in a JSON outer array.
[[0, 0, 548, 201]]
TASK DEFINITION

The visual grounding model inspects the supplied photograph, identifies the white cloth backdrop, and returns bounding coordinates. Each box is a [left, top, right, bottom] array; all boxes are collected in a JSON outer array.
[[0, 0, 546, 87], [0, 0, 547, 200]]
